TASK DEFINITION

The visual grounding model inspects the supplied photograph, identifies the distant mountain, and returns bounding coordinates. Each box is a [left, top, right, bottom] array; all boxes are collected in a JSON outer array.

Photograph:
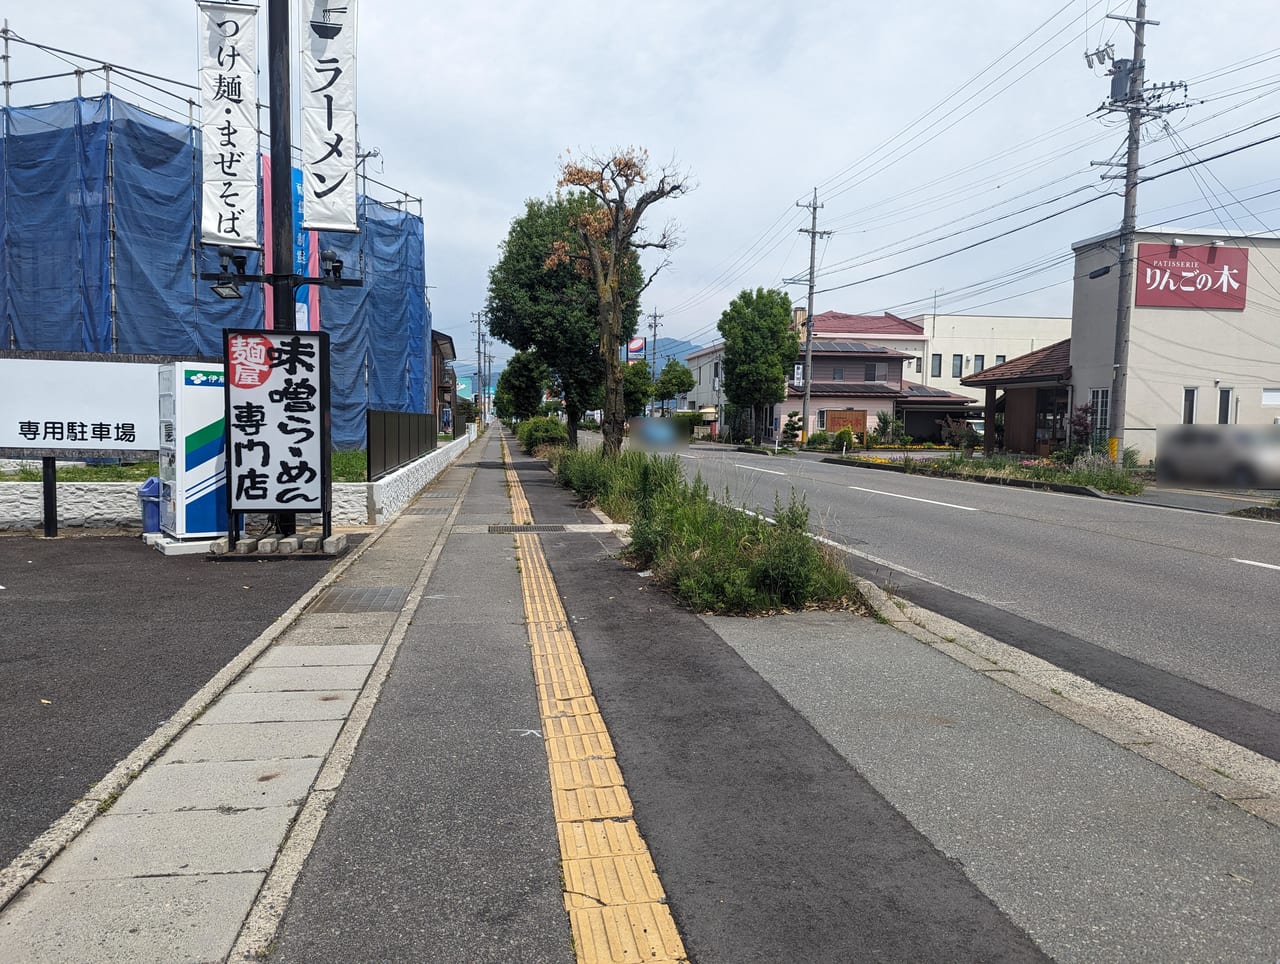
[[648, 336, 704, 368]]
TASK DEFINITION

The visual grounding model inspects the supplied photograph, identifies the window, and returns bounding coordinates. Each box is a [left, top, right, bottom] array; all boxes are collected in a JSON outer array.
[[916, 356, 923, 373], [973, 354, 985, 373], [864, 362, 888, 382], [817, 409, 826, 430], [832, 366, 845, 381], [1263, 388, 1280, 406], [1182, 388, 1197, 424], [995, 355, 1006, 365], [1090, 388, 1110, 443], [951, 354, 963, 378], [1218, 388, 1232, 425], [931, 354, 942, 378]]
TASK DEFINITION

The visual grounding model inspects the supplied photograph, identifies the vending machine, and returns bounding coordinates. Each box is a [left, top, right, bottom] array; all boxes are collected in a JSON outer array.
[[158, 362, 228, 539]]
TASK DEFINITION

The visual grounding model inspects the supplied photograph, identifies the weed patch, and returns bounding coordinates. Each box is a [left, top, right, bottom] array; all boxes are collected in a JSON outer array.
[[548, 448, 860, 615]]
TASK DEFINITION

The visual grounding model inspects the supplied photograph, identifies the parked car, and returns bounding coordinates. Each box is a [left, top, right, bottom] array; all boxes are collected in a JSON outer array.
[[1156, 425, 1280, 488]]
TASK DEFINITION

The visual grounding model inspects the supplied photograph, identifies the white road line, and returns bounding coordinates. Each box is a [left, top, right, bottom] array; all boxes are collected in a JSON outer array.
[[1233, 557, 1280, 572], [734, 463, 786, 476], [847, 485, 978, 511]]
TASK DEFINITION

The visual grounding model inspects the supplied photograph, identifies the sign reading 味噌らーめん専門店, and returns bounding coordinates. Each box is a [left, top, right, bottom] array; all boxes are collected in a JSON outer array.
[[1135, 243, 1249, 311], [224, 330, 329, 514]]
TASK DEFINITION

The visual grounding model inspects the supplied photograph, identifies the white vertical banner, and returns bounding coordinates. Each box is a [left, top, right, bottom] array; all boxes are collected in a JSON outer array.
[[198, 1, 260, 247], [300, 0, 358, 231]]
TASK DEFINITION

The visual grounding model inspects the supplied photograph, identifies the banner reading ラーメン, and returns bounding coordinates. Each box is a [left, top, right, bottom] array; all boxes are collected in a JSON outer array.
[[198, 1, 260, 247], [300, 0, 358, 231]]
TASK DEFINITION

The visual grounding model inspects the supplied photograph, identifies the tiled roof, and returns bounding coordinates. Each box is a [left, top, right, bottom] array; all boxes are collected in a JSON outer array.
[[806, 340, 911, 356], [961, 338, 1072, 386], [900, 381, 978, 403], [786, 382, 901, 398], [811, 311, 925, 337]]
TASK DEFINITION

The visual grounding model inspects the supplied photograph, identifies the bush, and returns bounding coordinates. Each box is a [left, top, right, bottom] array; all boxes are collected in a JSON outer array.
[[517, 416, 569, 454], [833, 428, 855, 452], [806, 430, 831, 450], [547, 447, 856, 614]]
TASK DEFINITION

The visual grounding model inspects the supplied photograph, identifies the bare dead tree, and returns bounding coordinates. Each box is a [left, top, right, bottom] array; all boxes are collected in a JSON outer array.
[[547, 148, 690, 456]]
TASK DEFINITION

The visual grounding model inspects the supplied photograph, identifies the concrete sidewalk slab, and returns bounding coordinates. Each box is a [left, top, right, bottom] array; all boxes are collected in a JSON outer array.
[[236, 664, 372, 692], [40, 808, 294, 881], [110, 757, 321, 814], [273, 612, 398, 646], [0, 873, 263, 963], [256, 644, 382, 666], [157, 720, 343, 764], [199, 689, 357, 724]]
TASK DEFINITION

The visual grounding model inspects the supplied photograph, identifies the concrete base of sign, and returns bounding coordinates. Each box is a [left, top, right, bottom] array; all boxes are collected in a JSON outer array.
[[152, 536, 221, 557]]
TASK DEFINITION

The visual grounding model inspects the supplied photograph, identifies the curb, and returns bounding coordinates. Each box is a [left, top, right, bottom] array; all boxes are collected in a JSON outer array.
[[849, 570, 1280, 829], [0, 433, 484, 914]]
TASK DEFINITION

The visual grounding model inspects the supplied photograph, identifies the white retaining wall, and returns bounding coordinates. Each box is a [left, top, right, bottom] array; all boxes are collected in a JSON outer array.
[[0, 425, 479, 530]]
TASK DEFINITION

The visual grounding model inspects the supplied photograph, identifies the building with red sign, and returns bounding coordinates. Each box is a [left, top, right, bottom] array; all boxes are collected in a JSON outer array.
[[969, 228, 1280, 462], [1069, 227, 1280, 461]]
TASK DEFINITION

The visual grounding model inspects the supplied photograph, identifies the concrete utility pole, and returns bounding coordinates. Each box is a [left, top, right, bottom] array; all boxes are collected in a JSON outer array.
[[485, 350, 494, 422], [648, 308, 662, 409], [797, 188, 832, 443], [1103, 0, 1157, 459], [474, 312, 485, 422]]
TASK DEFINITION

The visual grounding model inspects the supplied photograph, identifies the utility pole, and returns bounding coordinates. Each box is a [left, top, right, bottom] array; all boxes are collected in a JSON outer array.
[[474, 311, 484, 423], [1091, 0, 1183, 458], [648, 308, 662, 412], [797, 188, 832, 443], [485, 349, 494, 422]]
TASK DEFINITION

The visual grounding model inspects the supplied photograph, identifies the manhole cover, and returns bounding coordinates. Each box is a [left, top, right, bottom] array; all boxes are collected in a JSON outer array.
[[488, 524, 567, 534], [309, 586, 410, 613]]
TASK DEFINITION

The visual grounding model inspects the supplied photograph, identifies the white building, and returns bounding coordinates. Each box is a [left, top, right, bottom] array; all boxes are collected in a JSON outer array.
[[1070, 226, 1280, 460]]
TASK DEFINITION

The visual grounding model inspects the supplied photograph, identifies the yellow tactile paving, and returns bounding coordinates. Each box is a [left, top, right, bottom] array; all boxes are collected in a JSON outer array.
[[542, 711, 611, 740], [539, 694, 602, 720], [553, 785, 635, 822], [501, 433, 687, 964], [568, 904, 688, 964], [545, 731, 616, 763], [550, 758, 625, 791], [562, 853, 666, 908], [557, 819, 649, 861]]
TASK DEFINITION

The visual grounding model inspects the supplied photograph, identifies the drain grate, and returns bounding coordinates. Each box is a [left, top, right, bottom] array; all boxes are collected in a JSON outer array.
[[488, 524, 566, 534], [309, 585, 410, 613], [406, 506, 451, 516]]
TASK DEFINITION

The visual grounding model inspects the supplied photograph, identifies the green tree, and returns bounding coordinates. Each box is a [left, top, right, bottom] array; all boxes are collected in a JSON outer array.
[[487, 194, 640, 448], [654, 359, 695, 415], [717, 288, 799, 441], [454, 396, 477, 426], [553, 148, 690, 456], [623, 359, 653, 418], [494, 351, 548, 421]]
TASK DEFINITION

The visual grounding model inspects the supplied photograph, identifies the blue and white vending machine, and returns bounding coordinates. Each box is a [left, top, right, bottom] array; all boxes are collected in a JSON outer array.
[[158, 362, 228, 539]]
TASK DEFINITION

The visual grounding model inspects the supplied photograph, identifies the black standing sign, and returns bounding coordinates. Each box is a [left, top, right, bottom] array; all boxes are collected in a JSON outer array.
[[223, 329, 331, 546]]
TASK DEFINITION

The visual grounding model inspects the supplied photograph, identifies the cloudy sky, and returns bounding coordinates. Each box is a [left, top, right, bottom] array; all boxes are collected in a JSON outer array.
[[10, 1, 1280, 376]]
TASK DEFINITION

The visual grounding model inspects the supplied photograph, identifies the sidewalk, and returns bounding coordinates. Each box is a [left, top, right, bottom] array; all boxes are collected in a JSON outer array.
[[0, 427, 1278, 961]]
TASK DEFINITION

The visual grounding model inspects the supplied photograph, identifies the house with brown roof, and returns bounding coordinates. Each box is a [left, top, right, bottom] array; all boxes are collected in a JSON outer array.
[[960, 338, 1072, 455]]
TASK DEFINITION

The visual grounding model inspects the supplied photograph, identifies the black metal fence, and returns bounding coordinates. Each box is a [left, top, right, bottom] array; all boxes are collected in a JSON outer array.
[[367, 410, 438, 481]]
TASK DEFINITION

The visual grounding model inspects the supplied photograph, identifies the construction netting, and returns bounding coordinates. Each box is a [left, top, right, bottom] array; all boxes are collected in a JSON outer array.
[[0, 95, 430, 449]]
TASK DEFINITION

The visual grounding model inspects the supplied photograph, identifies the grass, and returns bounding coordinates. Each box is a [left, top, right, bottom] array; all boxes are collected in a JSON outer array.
[[2, 451, 371, 484], [2, 461, 161, 482], [547, 446, 861, 616], [837, 449, 1145, 496]]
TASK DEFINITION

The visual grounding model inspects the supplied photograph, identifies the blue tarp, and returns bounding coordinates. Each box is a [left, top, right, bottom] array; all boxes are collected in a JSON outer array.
[[0, 95, 430, 449]]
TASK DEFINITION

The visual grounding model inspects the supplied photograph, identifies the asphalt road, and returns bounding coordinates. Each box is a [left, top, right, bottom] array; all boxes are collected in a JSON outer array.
[[0, 534, 331, 868], [674, 445, 1280, 753]]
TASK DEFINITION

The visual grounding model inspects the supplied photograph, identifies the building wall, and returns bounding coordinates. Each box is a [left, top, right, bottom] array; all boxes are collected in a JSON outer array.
[[1070, 230, 1280, 460], [909, 314, 1071, 399]]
